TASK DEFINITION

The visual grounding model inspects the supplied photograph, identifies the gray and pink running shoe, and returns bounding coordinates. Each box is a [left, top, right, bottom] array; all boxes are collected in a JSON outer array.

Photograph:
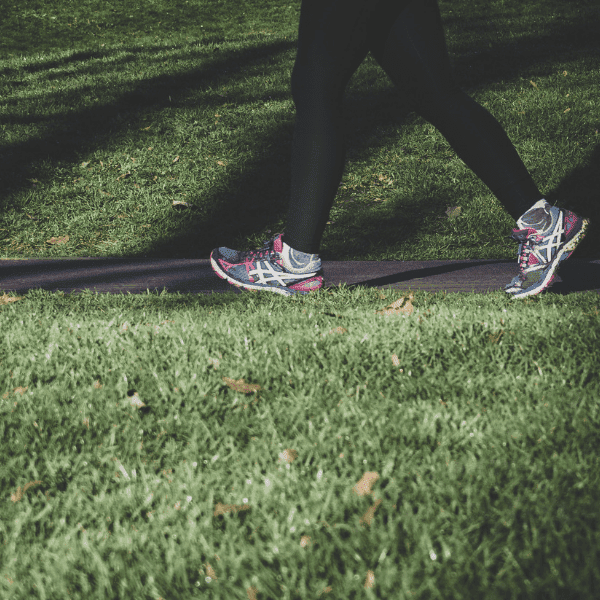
[[210, 233, 323, 297], [505, 199, 591, 298]]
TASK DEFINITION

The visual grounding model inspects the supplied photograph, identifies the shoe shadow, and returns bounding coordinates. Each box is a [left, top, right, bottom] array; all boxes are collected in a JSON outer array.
[[338, 259, 510, 292], [335, 259, 600, 295], [547, 260, 600, 295]]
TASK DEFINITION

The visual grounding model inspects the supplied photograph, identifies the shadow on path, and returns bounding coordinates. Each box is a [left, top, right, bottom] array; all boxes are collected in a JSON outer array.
[[2, 258, 599, 297]]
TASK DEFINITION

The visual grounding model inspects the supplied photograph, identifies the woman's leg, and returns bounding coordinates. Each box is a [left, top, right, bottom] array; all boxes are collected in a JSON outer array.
[[368, 0, 542, 222], [283, 0, 412, 254]]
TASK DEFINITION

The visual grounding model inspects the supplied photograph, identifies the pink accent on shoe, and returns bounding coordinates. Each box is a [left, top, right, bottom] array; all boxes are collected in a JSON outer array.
[[289, 276, 323, 293], [563, 211, 577, 235], [513, 227, 539, 237], [273, 233, 284, 254], [219, 260, 235, 272]]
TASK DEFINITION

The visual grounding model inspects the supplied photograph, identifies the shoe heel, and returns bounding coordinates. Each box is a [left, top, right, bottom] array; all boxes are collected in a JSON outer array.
[[565, 218, 590, 251]]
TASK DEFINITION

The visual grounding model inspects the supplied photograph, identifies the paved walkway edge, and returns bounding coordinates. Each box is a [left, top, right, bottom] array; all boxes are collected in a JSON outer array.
[[1, 258, 599, 296]]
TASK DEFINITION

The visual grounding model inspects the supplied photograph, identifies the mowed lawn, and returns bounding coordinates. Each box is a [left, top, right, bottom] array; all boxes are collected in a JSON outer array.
[[1, 0, 600, 599]]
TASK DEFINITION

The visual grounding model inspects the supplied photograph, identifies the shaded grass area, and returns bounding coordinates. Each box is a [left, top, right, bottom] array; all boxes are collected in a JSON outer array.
[[0, 0, 598, 261], [1, 286, 600, 599]]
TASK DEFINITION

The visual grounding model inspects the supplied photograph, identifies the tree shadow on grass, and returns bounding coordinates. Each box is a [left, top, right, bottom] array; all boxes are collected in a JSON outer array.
[[0, 6, 598, 261]]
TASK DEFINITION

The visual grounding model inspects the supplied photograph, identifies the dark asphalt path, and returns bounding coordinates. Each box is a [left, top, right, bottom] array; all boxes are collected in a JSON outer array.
[[2, 257, 600, 297]]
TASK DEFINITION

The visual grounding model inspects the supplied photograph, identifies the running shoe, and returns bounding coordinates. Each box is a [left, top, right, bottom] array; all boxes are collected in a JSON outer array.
[[504, 199, 591, 298], [210, 232, 324, 296]]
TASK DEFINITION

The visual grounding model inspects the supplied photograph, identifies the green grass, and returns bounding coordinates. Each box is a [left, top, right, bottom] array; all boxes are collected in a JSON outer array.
[[1, 0, 600, 599], [2, 286, 600, 600], [0, 0, 598, 261]]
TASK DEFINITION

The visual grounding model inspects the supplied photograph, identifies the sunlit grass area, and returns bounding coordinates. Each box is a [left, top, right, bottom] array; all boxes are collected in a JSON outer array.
[[2, 285, 600, 599]]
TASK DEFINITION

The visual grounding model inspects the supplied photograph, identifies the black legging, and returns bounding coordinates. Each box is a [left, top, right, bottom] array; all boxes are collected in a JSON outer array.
[[282, 0, 542, 254]]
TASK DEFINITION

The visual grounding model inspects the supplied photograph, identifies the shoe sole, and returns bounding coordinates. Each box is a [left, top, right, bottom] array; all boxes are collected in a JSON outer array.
[[510, 217, 590, 299], [210, 253, 321, 297]]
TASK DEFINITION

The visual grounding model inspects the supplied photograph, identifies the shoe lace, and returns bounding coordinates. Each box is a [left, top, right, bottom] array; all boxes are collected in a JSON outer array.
[[506, 229, 541, 276]]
